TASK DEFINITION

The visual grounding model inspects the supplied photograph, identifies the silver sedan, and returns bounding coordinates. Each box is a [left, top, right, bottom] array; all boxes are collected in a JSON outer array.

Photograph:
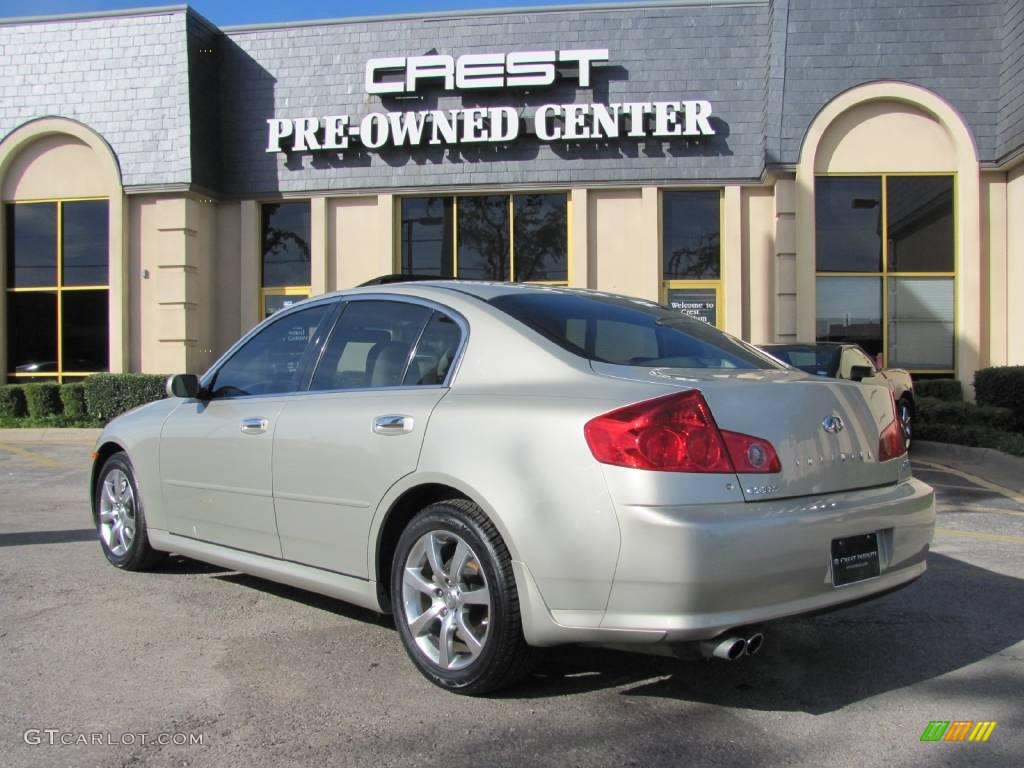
[[90, 282, 935, 694]]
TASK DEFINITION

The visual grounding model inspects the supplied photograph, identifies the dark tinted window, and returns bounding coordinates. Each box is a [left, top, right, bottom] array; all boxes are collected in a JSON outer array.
[[764, 345, 840, 377], [490, 291, 780, 369], [262, 202, 311, 287], [6, 203, 57, 288], [310, 301, 431, 391], [662, 191, 720, 279], [400, 198, 453, 277], [886, 176, 954, 272], [513, 194, 567, 282], [62, 200, 109, 286], [457, 196, 509, 281], [62, 291, 108, 372], [8, 291, 57, 372], [211, 304, 328, 397], [815, 177, 882, 272], [404, 312, 462, 385]]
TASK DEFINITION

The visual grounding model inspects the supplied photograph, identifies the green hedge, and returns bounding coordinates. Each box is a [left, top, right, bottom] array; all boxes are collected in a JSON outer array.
[[83, 374, 169, 422], [974, 367, 1024, 428], [0, 385, 28, 418], [23, 383, 63, 418], [913, 378, 963, 402], [60, 383, 88, 419], [916, 397, 1013, 431], [916, 423, 1024, 457]]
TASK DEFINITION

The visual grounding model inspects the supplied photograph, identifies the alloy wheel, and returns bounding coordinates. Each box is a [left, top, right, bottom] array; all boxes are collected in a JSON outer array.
[[401, 530, 491, 671], [99, 468, 136, 557]]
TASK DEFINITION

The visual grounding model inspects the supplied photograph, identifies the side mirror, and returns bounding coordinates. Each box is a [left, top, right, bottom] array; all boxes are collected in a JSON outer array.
[[849, 365, 872, 382], [166, 373, 201, 399]]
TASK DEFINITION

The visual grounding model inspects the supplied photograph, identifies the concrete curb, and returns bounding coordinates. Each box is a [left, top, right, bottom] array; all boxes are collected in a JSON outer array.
[[0, 428, 101, 444], [912, 440, 1024, 494]]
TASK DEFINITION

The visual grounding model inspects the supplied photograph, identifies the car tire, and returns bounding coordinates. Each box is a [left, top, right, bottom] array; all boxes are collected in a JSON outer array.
[[898, 397, 914, 452], [391, 499, 536, 695], [94, 452, 165, 571]]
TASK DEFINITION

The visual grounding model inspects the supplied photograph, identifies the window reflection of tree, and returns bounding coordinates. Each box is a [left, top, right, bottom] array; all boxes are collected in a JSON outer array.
[[262, 203, 311, 285], [666, 231, 720, 279], [458, 196, 509, 280], [514, 195, 567, 282]]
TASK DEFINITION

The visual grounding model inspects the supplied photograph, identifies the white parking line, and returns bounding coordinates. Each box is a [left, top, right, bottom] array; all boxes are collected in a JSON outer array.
[[914, 459, 1024, 506]]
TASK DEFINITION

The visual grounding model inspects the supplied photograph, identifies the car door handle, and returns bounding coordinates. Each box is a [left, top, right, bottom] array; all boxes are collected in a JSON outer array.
[[373, 415, 414, 435], [240, 418, 269, 435]]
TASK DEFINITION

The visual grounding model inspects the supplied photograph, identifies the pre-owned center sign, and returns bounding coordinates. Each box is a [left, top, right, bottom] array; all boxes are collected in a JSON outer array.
[[265, 48, 716, 153]]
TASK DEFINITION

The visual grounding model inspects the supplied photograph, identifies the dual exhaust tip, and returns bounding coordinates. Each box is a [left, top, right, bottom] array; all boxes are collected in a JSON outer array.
[[700, 631, 764, 661]]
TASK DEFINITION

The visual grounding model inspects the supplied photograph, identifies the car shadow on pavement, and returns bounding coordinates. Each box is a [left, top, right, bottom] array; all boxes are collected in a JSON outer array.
[[506, 553, 1024, 712], [212, 571, 396, 628], [154, 554, 232, 575]]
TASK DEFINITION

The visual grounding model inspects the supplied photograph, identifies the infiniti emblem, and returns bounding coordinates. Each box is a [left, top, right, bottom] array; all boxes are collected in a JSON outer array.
[[822, 415, 845, 434]]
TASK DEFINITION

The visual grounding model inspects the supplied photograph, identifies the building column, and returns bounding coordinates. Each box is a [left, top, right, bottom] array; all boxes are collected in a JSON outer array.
[[1007, 166, 1024, 365], [153, 198, 199, 374], [310, 196, 328, 297], [723, 186, 742, 336], [569, 188, 589, 288], [239, 200, 261, 333], [774, 177, 798, 341]]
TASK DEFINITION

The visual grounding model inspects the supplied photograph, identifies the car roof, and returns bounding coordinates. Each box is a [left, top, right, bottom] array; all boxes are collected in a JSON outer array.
[[320, 279, 663, 306], [760, 342, 845, 350]]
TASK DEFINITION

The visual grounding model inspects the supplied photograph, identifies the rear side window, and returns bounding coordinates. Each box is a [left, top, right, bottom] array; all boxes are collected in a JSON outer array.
[[489, 291, 781, 369], [403, 312, 462, 385], [310, 301, 431, 391], [768, 346, 840, 377]]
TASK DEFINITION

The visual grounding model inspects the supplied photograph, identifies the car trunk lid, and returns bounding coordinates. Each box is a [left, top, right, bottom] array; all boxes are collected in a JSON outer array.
[[589, 363, 902, 501]]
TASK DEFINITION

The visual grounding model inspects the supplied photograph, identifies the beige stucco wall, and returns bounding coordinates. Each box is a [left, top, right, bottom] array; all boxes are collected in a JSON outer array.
[[1007, 164, 1024, 365], [743, 186, 776, 343], [587, 188, 659, 301], [329, 195, 393, 290], [130, 195, 220, 375]]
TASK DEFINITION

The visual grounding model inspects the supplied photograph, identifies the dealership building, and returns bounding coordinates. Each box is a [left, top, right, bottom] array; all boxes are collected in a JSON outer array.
[[2, 0, 1023, 392]]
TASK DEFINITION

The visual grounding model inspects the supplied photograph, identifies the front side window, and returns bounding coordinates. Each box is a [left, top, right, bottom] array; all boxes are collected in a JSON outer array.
[[261, 201, 311, 319], [661, 190, 723, 328], [490, 290, 780, 370], [399, 193, 568, 285], [815, 175, 955, 372], [209, 303, 329, 398], [6, 199, 109, 382]]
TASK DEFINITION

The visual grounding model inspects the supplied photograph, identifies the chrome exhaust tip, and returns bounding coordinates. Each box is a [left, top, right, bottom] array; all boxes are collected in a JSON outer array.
[[700, 636, 747, 661], [744, 632, 765, 656]]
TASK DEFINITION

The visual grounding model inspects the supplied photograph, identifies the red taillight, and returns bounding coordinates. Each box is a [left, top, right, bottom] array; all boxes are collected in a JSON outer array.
[[583, 390, 780, 474], [878, 391, 907, 462]]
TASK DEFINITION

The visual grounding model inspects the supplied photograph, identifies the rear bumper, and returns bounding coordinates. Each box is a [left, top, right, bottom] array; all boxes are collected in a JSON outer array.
[[516, 477, 935, 646]]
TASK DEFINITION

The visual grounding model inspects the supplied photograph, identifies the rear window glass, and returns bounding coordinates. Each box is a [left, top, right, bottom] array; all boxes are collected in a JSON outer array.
[[766, 346, 840, 377], [489, 291, 782, 369]]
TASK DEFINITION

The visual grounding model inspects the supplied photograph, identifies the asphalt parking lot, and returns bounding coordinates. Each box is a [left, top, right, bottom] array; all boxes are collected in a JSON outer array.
[[1, 435, 1021, 768]]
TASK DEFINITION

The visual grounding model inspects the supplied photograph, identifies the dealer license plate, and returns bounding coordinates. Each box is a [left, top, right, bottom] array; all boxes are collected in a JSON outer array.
[[831, 533, 880, 587]]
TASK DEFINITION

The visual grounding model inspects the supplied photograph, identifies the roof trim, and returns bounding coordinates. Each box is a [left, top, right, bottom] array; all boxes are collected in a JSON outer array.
[[0, 4, 189, 27], [220, 0, 768, 34]]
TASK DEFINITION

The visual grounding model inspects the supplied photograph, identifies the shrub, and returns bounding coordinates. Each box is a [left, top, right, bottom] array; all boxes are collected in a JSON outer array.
[[916, 397, 1014, 431], [915, 422, 1024, 457], [60, 383, 88, 419], [913, 378, 963, 402], [83, 374, 168, 422], [974, 367, 1024, 429], [0, 385, 28, 418], [22, 383, 63, 418]]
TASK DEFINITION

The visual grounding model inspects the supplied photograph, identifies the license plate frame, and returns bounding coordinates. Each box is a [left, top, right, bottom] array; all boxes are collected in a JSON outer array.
[[831, 533, 881, 587]]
